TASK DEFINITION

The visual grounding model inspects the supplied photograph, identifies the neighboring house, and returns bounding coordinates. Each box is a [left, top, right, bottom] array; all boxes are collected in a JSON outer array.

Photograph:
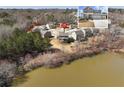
[[83, 7, 101, 14], [46, 22, 55, 30], [31, 25, 52, 38], [80, 7, 107, 21], [69, 30, 85, 41], [83, 7, 94, 14], [31, 25, 49, 32], [31, 24, 52, 32]]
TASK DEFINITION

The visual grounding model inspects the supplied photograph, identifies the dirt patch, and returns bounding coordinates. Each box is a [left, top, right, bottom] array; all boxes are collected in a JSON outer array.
[[79, 21, 95, 27], [50, 39, 73, 53]]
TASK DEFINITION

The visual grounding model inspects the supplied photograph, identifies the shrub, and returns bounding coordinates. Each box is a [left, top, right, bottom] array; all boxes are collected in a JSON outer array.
[[26, 15, 32, 20], [0, 19, 16, 26], [0, 63, 16, 87], [0, 25, 14, 41], [0, 28, 51, 59], [0, 12, 10, 18], [119, 22, 124, 28]]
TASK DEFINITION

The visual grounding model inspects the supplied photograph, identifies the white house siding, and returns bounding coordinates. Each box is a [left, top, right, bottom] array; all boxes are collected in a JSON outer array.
[[46, 24, 50, 30], [65, 28, 77, 33], [93, 20, 108, 28], [81, 29, 86, 37], [50, 29, 59, 39], [70, 32, 77, 40]]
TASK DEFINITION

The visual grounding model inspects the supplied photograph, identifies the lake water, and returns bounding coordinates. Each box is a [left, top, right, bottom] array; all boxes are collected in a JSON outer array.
[[13, 52, 124, 87]]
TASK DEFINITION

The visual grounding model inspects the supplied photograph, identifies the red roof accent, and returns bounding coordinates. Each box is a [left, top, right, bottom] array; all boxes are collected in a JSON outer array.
[[59, 22, 69, 29]]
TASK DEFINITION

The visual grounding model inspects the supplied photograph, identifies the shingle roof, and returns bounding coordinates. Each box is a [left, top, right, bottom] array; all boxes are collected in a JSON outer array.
[[84, 7, 94, 11], [75, 30, 84, 35]]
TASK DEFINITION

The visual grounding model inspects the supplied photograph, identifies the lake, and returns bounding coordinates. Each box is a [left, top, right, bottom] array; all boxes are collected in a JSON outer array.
[[13, 52, 124, 87]]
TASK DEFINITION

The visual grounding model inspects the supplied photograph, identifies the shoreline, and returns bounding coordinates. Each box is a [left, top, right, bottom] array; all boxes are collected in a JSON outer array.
[[23, 48, 124, 72], [23, 45, 104, 72]]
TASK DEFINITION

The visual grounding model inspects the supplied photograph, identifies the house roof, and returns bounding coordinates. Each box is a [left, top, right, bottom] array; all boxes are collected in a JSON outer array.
[[44, 31, 52, 37], [84, 7, 94, 11], [74, 30, 84, 35], [59, 22, 69, 28]]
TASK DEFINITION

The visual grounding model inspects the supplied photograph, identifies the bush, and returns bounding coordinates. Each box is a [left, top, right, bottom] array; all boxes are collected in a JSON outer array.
[[0, 63, 16, 87], [0, 25, 14, 40], [0, 28, 51, 59], [119, 22, 124, 28], [26, 15, 32, 20], [0, 12, 10, 18], [0, 19, 16, 26]]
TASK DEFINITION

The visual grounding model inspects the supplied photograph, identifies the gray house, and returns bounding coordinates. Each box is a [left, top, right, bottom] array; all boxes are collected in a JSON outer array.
[[31, 26, 52, 38], [69, 30, 85, 41], [40, 31, 52, 38]]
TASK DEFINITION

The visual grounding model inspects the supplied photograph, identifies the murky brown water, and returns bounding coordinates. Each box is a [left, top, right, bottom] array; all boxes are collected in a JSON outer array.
[[13, 52, 124, 87]]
